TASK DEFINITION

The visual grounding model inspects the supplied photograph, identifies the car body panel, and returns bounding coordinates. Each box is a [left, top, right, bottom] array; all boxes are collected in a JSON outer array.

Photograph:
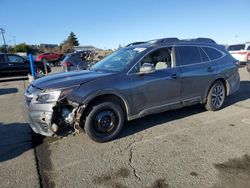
[[32, 70, 113, 90], [128, 67, 181, 116]]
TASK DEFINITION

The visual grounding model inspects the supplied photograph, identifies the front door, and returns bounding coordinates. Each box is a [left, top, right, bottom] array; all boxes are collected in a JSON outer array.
[[6, 55, 30, 76], [129, 47, 181, 116]]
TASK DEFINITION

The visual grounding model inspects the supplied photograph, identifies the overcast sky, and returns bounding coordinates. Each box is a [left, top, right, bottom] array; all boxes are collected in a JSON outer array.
[[0, 0, 249, 49]]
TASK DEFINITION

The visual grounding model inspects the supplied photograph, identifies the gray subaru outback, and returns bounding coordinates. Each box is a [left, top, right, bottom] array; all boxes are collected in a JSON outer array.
[[24, 38, 240, 142]]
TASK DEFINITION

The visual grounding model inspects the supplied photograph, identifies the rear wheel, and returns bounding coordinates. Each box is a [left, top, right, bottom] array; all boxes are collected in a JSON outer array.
[[84, 102, 124, 142], [205, 81, 226, 111]]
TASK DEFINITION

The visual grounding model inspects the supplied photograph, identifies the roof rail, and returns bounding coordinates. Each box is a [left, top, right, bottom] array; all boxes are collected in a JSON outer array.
[[152, 37, 216, 44], [154, 38, 180, 44], [126, 41, 146, 47], [183, 38, 216, 44], [126, 37, 217, 47]]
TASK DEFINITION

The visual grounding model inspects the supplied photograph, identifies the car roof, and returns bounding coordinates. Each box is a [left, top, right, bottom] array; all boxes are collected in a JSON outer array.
[[125, 37, 219, 49]]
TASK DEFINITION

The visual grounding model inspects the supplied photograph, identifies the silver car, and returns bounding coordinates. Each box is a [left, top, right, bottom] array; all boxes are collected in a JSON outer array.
[[24, 38, 240, 142]]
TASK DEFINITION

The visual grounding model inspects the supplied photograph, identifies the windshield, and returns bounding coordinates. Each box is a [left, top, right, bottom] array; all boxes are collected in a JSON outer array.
[[90, 47, 147, 72]]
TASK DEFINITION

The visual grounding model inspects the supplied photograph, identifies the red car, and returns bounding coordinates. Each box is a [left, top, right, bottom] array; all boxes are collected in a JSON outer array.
[[36, 53, 64, 65]]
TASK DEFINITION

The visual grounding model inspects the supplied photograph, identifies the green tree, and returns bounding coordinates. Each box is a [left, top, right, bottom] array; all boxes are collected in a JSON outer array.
[[60, 32, 80, 53], [0, 45, 8, 53], [67, 32, 79, 46], [13, 43, 32, 53]]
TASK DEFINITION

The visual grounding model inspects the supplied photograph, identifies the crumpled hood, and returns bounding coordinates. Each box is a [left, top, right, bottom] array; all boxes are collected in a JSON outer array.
[[32, 70, 112, 90]]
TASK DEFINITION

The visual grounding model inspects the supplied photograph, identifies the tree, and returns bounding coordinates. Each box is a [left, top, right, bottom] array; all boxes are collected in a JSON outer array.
[[60, 32, 79, 53], [13, 43, 32, 53], [0, 45, 8, 53], [67, 32, 79, 46]]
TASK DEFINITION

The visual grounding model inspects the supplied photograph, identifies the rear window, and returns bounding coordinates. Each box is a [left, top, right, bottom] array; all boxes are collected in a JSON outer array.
[[202, 47, 223, 60], [0, 55, 5, 62], [228, 44, 245, 51], [177, 46, 202, 65], [199, 47, 209, 62]]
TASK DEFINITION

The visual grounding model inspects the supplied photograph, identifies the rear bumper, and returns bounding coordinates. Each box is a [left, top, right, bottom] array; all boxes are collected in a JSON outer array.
[[226, 70, 240, 96], [231, 54, 247, 63]]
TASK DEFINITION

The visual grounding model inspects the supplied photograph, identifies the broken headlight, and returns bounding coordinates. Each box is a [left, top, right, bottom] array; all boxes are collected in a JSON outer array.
[[35, 87, 76, 103], [36, 90, 61, 103]]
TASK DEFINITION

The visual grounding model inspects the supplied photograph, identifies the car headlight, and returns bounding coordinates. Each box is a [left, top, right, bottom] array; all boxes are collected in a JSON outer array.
[[36, 90, 61, 103], [35, 86, 78, 104]]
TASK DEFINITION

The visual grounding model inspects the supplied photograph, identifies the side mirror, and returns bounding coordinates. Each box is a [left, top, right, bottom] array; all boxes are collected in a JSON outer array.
[[139, 63, 155, 74]]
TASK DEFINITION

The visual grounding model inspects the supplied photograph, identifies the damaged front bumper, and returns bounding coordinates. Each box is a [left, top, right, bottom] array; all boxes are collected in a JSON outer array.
[[24, 102, 55, 136], [24, 86, 84, 137]]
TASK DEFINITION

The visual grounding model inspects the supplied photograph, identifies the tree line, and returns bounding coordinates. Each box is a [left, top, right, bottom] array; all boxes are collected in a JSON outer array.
[[0, 32, 80, 54]]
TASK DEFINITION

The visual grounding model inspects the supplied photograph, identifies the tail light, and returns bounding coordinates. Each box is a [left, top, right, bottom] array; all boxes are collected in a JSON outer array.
[[247, 53, 250, 61], [62, 62, 73, 66], [236, 52, 247, 55]]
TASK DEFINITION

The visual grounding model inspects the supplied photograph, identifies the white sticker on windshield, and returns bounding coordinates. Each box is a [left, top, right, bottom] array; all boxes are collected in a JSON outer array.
[[133, 48, 146, 53]]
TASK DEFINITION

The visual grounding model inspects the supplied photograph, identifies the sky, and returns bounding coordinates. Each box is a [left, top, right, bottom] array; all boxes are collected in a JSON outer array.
[[0, 0, 249, 49]]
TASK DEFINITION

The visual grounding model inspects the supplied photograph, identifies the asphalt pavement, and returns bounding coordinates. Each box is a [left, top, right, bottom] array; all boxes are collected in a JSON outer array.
[[0, 67, 249, 188]]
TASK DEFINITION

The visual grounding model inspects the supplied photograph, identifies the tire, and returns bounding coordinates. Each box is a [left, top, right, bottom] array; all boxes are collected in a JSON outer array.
[[84, 102, 124, 142], [205, 81, 226, 111]]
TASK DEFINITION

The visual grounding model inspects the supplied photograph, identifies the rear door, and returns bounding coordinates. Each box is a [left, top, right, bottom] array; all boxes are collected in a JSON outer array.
[[175, 45, 215, 103]]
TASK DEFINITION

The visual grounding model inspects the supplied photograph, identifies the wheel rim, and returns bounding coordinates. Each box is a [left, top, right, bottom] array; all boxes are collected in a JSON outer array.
[[212, 84, 225, 108], [93, 110, 118, 134]]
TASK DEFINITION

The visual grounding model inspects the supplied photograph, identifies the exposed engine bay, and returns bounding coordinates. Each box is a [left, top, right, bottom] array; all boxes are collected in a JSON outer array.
[[50, 99, 85, 137]]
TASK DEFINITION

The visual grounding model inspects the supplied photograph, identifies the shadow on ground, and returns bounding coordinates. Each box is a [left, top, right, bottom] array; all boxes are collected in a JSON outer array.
[[224, 80, 250, 107], [0, 77, 28, 83], [0, 122, 44, 162], [213, 154, 250, 188], [0, 88, 18, 95], [120, 80, 250, 139]]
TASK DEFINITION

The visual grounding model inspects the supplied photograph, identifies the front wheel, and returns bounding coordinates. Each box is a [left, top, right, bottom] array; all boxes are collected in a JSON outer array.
[[205, 81, 226, 111], [84, 102, 124, 142]]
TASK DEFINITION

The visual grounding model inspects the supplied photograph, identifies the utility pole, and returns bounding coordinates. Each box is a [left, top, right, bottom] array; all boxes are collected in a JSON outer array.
[[0, 28, 7, 46]]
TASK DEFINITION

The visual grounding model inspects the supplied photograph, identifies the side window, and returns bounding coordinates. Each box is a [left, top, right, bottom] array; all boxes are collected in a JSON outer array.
[[0, 55, 5, 63], [202, 47, 223, 60], [247, 45, 250, 50], [177, 46, 202, 65], [7, 55, 24, 63], [199, 47, 210, 62], [133, 47, 173, 73]]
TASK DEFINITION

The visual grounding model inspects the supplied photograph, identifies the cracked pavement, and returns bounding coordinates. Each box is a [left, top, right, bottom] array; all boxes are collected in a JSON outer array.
[[0, 67, 249, 188], [36, 67, 250, 188]]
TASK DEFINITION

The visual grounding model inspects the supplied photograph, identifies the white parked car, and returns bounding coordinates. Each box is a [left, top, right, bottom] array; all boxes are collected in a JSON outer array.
[[227, 42, 250, 64]]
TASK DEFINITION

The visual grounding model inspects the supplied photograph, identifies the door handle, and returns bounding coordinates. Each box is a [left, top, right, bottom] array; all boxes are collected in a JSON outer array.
[[171, 73, 178, 79], [207, 67, 214, 72]]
